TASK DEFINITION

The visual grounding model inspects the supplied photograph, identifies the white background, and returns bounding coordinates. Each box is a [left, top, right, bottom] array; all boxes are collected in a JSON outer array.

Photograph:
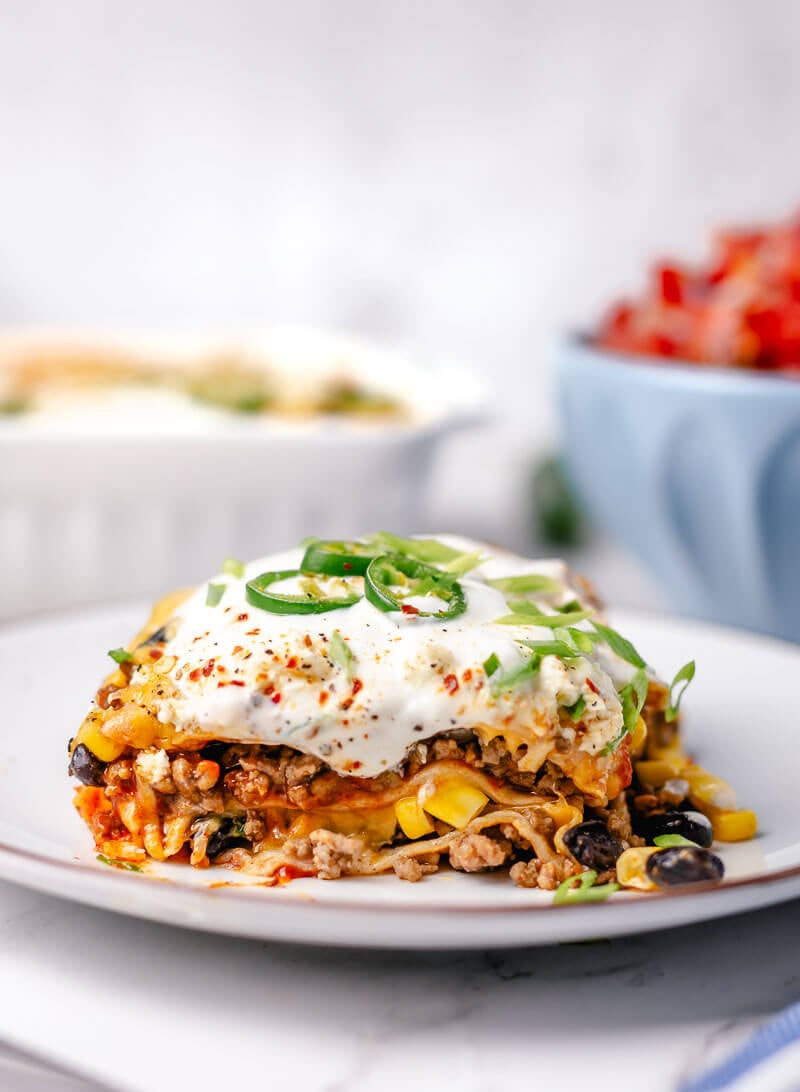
[[1, 0, 798, 558]]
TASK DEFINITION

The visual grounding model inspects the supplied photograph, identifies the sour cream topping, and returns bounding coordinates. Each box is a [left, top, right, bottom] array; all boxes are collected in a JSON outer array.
[[147, 536, 627, 778]]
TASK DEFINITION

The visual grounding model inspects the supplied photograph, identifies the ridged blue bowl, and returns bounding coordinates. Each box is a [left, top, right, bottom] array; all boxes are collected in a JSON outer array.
[[557, 338, 800, 642]]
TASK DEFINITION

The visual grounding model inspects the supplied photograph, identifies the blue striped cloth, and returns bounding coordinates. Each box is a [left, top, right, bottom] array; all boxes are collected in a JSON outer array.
[[680, 1001, 800, 1091]]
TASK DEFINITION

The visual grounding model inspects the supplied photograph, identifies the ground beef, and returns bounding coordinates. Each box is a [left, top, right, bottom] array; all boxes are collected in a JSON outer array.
[[510, 856, 580, 890], [225, 767, 273, 808], [448, 832, 511, 872], [392, 852, 440, 882], [308, 830, 372, 879]]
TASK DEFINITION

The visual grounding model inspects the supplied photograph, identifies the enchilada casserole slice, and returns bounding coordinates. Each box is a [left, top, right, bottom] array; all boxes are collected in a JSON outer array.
[[69, 534, 756, 896]]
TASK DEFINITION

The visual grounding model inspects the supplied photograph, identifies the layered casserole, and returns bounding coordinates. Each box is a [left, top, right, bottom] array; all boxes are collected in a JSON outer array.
[[69, 534, 756, 898]]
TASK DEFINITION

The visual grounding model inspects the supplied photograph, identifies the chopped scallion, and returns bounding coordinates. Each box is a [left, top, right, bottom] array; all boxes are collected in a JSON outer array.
[[489, 653, 540, 696], [97, 853, 142, 872], [518, 638, 582, 660], [601, 667, 649, 755], [329, 630, 355, 680], [553, 869, 620, 905], [665, 660, 696, 722], [365, 531, 462, 566], [222, 557, 246, 578], [590, 621, 647, 669], [206, 583, 226, 607], [483, 652, 500, 677], [497, 603, 593, 628], [564, 696, 586, 720], [108, 647, 133, 664], [653, 834, 698, 848], [487, 573, 562, 596]]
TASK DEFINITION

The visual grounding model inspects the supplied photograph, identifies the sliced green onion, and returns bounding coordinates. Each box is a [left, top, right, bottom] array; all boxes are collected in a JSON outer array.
[[246, 570, 361, 615], [365, 532, 463, 566], [564, 696, 586, 720], [601, 667, 649, 755], [557, 599, 583, 613], [300, 540, 380, 577], [665, 660, 696, 722], [443, 550, 486, 576], [487, 573, 562, 596], [653, 834, 698, 848], [590, 621, 647, 669], [222, 557, 246, 578], [329, 630, 355, 680], [553, 870, 620, 905], [108, 647, 133, 664], [206, 583, 226, 607], [497, 603, 593, 628], [567, 628, 597, 654], [97, 854, 142, 872], [489, 653, 540, 696], [364, 554, 466, 620], [483, 652, 500, 677], [518, 638, 582, 660]]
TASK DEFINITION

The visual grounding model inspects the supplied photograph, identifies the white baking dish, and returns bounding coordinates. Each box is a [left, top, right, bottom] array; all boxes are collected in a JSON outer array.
[[0, 328, 484, 620]]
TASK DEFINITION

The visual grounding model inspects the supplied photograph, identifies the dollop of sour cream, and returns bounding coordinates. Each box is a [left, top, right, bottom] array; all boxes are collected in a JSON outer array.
[[148, 536, 627, 778]]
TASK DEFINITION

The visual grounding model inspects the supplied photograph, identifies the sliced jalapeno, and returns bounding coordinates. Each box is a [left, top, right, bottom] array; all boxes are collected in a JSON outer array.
[[364, 554, 467, 620], [246, 569, 361, 614], [300, 540, 379, 577]]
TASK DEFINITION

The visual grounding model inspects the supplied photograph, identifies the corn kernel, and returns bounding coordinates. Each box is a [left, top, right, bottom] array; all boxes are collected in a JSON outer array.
[[635, 758, 688, 787], [616, 846, 660, 891], [686, 765, 737, 812], [423, 779, 489, 830], [76, 722, 126, 763], [647, 741, 688, 762], [709, 808, 758, 843], [394, 797, 436, 840], [629, 716, 648, 758]]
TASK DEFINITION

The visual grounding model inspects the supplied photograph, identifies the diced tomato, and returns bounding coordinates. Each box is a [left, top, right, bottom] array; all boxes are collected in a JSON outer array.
[[596, 211, 800, 372]]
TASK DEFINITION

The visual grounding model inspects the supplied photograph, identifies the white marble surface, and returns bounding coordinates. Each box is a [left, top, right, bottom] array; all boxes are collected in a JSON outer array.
[[0, 874, 797, 1092]]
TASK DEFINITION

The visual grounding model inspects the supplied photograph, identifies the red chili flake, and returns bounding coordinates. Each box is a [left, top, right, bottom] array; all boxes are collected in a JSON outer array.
[[443, 673, 459, 694], [216, 664, 227, 673], [351, 760, 362, 770], [351, 678, 363, 696], [263, 684, 275, 695], [189, 668, 201, 682], [232, 645, 244, 655], [148, 649, 163, 662], [303, 634, 312, 648], [462, 668, 473, 683], [586, 677, 600, 695], [401, 603, 420, 615], [229, 679, 246, 687], [271, 692, 282, 704], [245, 628, 261, 636], [343, 562, 353, 570], [201, 659, 216, 678], [236, 613, 249, 623], [319, 690, 330, 705], [286, 657, 298, 670]]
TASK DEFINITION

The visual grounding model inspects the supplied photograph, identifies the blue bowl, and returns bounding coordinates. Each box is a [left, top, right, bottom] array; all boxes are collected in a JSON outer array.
[[557, 337, 800, 642]]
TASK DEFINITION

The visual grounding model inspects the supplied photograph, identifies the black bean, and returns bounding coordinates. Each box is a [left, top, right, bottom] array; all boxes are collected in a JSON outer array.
[[68, 743, 107, 787], [200, 741, 229, 766], [563, 820, 625, 870], [641, 809, 713, 848], [206, 822, 249, 859], [647, 846, 724, 887]]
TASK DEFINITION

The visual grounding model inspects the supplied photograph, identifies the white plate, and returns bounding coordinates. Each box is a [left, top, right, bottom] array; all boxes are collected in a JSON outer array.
[[0, 604, 798, 949]]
